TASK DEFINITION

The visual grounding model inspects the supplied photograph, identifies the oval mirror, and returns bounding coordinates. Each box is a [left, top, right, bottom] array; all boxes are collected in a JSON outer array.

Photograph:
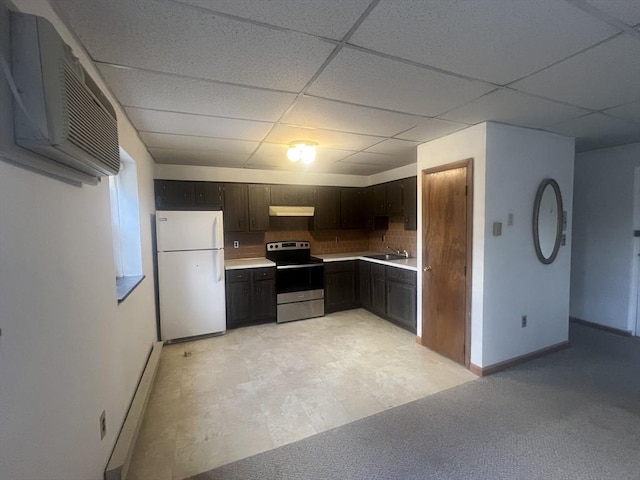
[[533, 179, 563, 264]]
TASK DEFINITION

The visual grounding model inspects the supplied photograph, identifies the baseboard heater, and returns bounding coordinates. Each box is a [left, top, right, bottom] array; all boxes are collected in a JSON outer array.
[[104, 341, 163, 480]]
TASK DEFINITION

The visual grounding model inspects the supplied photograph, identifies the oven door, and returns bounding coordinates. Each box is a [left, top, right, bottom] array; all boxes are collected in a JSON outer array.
[[276, 264, 324, 294]]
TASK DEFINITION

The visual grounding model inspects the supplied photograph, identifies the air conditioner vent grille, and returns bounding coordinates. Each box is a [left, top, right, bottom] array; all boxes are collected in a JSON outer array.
[[63, 63, 119, 175]]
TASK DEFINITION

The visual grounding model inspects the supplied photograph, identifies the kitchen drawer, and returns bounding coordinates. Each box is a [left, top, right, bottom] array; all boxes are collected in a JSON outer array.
[[226, 270, 250, 283], [253, 267, 275, 280], [385, 266, 416, 285], [324, 260, 357, 274]]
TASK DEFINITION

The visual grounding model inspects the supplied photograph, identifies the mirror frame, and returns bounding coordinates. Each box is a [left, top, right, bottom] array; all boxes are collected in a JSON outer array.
[[532, 178, 563, 265]]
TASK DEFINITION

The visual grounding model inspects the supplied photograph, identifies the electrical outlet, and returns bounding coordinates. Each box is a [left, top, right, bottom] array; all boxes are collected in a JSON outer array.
[[99, 410, 106, 440], [507, 213, 514, 226], [521, 315, 527, 328], [233, 240, 239, 248]]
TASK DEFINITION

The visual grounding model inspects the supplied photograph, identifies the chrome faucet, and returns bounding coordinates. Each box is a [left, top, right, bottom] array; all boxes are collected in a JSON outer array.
[[387, 245, 409, 258]]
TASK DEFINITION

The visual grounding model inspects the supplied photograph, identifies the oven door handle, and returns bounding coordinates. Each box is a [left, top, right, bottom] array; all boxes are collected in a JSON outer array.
[[276, 263, 324, 270]]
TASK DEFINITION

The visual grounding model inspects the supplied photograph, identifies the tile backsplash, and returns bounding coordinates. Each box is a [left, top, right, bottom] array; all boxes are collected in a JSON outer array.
[[224, 216, 417, 259], [367, 217, 417, 258]]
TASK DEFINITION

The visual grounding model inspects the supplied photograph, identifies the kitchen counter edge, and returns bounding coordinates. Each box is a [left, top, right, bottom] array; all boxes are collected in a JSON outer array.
[[315, 252, 418, 271], [225, 258, 276, 270]]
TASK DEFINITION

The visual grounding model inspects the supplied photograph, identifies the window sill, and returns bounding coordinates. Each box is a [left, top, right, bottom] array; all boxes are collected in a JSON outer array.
[[116, 275, 145, 304]]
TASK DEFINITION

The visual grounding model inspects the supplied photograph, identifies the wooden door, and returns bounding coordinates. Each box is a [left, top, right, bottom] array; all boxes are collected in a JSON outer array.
[[422, 161, 472, 365]]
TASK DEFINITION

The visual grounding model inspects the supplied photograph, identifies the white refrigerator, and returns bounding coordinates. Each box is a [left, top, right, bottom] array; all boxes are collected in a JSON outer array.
[[156, 210, 226, 341]]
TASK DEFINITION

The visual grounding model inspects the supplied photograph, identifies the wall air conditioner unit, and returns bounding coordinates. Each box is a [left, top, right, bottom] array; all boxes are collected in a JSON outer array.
[[10, 11, 119, 184]]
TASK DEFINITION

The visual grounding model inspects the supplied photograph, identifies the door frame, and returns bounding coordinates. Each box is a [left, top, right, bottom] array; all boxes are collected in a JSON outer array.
[[632, 166, 640, 336], [421, 158, 474, 367]]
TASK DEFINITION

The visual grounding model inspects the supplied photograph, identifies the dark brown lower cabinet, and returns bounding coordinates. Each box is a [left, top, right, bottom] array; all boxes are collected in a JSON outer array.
[[359, 261, 372, 309], [226, 267, 276, 329], [370, 264, 386, 317], [357, 260, 417, 333], [324, 261, 358, 313], [386, 284, 416, 331]]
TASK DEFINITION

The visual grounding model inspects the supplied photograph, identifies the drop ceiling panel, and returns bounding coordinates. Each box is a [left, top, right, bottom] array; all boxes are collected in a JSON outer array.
[[604, 101, 640, 124], [149, 147, 249, 167], [365, 138, 420, 155], [511, 35, 640, 111], [283, 97, 422, 137], [125, 107, 273, 140], [325, 162, 388, 176], [341, 151, 412, 167], [52, 0, 334, 91], [545, 113, 640, 151], [395, 118, 468, 142], [350, 0, 617, 84], [99, 64, 296, 122], [264, 124, 383, 151], [140, 132, 258, 154], [441, 89, 589, 129], [180, 0, 372, 39], [247, 143, 351, 170], [583, 0, 640, 27], [308, 48, 494, 116]]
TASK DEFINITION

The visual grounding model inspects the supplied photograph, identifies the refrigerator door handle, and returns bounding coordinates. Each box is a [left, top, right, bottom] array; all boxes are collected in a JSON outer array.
[[213, 213, 224, 249], [213, 215, 218, 247], [215, 251, 223, 282]]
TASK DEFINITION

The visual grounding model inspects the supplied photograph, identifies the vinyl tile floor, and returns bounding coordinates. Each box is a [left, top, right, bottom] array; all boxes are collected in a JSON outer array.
[[128, 309, 477, 480]]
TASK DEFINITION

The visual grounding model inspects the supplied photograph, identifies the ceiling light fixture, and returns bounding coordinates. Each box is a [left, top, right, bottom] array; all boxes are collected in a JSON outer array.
[[287, 142, 317, 164]]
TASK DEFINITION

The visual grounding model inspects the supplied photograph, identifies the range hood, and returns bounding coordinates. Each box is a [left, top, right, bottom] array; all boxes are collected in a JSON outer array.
[[268, 205, 315, 217]]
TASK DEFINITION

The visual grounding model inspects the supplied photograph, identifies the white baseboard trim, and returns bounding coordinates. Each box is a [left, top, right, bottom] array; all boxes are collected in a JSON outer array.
[[105, 341, 163, 480]]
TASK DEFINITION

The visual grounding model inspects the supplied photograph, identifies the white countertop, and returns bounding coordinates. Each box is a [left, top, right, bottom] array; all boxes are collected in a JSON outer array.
[[226, 253, 418, 271], [225, 257, 275, 270], [314, 252, 418, 271]]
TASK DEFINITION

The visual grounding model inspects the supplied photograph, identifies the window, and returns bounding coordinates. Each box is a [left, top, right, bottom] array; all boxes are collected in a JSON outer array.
[[109, 147, 144, 302]]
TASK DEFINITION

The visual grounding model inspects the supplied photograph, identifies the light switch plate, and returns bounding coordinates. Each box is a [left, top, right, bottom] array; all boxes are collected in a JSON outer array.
[[493, 222, 502, 236]]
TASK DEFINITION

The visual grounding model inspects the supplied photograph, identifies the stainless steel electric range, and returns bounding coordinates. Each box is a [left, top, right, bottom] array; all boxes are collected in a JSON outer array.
[[265, 241, 324, 323]]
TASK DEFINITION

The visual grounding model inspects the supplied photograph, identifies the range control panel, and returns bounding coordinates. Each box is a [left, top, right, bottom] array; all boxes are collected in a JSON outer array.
[[266, 241, 310, 251]]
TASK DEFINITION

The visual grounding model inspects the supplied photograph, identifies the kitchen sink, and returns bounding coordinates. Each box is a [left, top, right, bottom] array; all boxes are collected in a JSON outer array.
[[365, 253, 408, 261]]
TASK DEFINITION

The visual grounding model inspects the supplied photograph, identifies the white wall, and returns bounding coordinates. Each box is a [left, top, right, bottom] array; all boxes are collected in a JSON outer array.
[[570, 142, 640, 334], [482, 123, 574, 366], [0, 2, 158, 479], [417, 123, 574, 368]]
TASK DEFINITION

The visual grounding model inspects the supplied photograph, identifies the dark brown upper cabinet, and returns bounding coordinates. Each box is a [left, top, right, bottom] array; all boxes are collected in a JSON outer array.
[[386, 179, 404, 216], [372, 184, 387, 216], [195, 182, 223, 208], [270, 185, 311, 206], [310, 186, 340, 230], [340, 187, 363, 229], [372, 180, 403, 216], [155, 180, 224, 210], [248, 184, 270, 231], [403, 176, 417, 231], [155, 180, 195, 210], [362, 186, 389, 231], [223, 183, 248, 232]]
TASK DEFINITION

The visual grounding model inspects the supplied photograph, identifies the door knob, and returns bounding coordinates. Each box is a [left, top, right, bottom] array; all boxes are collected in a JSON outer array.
[[423, 265, 432, 272]]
